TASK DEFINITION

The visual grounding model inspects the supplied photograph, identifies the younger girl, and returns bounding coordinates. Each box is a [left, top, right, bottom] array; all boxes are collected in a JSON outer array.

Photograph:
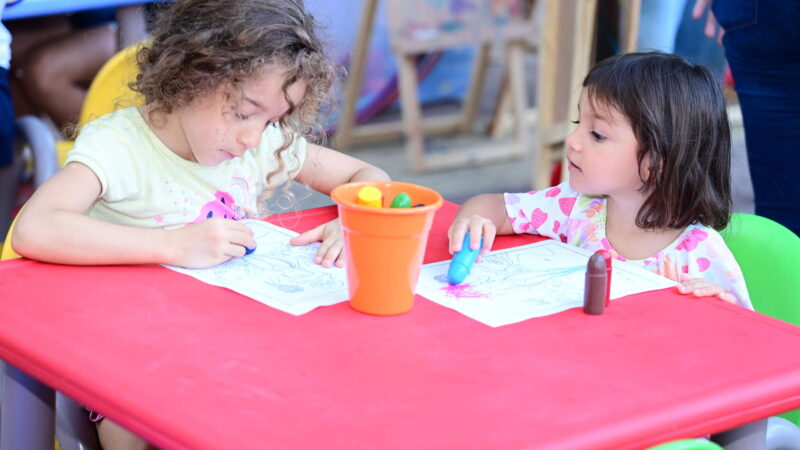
[[449, 52, 751, 309], [12, 0, 388, 447]]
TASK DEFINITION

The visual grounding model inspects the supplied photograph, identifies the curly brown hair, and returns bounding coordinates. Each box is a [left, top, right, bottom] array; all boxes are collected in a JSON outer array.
[[133, 0, 335, 197]]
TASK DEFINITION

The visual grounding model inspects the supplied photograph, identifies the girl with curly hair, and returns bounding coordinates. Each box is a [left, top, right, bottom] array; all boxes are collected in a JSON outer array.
[[12, 1, 390, 444], [13, 0, 389, 271]]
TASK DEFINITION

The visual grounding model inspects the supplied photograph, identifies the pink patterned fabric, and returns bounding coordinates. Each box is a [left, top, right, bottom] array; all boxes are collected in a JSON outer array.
[[504, 182, 752, 309]]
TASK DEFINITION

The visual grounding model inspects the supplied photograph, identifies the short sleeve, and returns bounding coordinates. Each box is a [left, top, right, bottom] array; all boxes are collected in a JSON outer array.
[[504, 182, 578, 241], [65, 116, 144, 201], [683, 229, 752, 309]]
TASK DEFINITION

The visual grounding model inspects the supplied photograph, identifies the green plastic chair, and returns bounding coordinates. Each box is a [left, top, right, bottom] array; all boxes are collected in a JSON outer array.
[[721, 212, 800, 426], [649, 439, 723, 450]]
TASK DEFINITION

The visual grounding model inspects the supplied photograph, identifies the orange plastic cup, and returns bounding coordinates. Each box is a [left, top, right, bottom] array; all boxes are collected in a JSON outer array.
[[331, 181, 443, 315]]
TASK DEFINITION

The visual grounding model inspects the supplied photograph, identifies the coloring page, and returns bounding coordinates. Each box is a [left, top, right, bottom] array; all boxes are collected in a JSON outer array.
[[165, 220, 348, 315], [416, 240, 676, 327]]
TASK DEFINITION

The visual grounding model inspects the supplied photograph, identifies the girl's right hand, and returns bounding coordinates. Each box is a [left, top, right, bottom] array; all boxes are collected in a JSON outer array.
[[677, 277, 737, 305], [447, 214, 496, 263], [166, 219, 256, 268]]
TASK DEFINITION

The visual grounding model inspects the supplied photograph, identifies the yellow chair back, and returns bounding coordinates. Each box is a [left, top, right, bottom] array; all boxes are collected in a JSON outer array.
[[55, 43, 144, 166], [1, 43, 144, 257], [78, 43, 143, 128]]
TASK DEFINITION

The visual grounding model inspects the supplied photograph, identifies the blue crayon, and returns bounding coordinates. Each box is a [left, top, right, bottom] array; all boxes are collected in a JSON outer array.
[[244, 246, 256, 255], [447, 231, 483, 285]]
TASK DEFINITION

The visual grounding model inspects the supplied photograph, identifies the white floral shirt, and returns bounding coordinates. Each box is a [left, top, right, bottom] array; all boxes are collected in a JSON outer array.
[[504, 182, 752, 309]]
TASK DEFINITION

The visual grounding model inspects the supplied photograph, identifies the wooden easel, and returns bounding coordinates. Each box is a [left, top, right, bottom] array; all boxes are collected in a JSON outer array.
[[533, 0, 640, 189], [335, 0, 538, 172]]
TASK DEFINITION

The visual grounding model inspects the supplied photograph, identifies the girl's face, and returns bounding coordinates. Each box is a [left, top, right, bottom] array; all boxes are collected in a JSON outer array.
[[565, 89, 645, 198], [176, 66, 307, 167]]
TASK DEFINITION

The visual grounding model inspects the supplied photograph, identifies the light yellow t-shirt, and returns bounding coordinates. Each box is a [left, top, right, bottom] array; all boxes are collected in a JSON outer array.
[[66, 107, 306, 229]]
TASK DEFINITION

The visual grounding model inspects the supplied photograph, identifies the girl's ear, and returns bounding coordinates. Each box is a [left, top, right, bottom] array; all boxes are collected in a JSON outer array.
[[638, 151, 661, 185]]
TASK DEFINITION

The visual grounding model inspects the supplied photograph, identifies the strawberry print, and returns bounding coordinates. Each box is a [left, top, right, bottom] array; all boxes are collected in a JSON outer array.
[[501, 181, 751, 310], [676, 228, 709, 252], [559, 197, 576, 216], [530, 208, 548, 230]]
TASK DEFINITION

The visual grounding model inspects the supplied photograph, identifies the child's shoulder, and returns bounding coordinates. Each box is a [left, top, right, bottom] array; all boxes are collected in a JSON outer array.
[[78, 107, 147, 139], [504, 182, 605, 238], [505, 182, 602, 217], [672, 222, 738, 264], [68, 107, 154, 174]]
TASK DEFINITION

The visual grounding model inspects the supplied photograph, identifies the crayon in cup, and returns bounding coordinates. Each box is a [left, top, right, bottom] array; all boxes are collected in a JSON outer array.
[[332, 181, 443, 315], [390, 192, 412, 208], [357, 186, 382, 208]]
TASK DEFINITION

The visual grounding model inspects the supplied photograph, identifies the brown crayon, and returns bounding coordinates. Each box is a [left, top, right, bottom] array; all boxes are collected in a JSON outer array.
[[583, 252, 607, 315]]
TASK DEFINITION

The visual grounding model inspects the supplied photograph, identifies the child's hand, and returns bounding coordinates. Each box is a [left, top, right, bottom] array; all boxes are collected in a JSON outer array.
[[167, 218, 256, 268], [447, 215, 496, 263], [677, 278, 737, 304], [289, 218, 344, 268]]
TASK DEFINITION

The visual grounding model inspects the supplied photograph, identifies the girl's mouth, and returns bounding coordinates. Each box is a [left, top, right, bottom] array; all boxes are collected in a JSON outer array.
[[567, 158, 581, 172]]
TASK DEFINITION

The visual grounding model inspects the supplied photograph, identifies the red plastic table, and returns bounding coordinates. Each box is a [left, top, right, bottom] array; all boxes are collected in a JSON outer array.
[[2, 203, 800, 449]]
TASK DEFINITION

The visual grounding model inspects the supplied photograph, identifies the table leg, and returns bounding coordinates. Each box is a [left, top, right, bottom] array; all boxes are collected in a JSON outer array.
[[1, 363, 55, 450], [711, 418, 767, 450]]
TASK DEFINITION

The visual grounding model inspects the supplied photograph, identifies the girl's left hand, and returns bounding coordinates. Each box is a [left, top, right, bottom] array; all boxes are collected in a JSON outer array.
[[289, 218, 344, 268], [677, 278, 737, 305]]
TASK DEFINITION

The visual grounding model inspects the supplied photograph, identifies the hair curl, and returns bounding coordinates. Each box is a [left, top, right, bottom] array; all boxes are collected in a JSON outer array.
[[133, 0, 335, 205]]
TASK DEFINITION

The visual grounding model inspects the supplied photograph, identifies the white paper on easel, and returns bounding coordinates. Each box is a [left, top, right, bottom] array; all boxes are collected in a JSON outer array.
[[415, 240, 676, 327], [164, 220, 348, 315]]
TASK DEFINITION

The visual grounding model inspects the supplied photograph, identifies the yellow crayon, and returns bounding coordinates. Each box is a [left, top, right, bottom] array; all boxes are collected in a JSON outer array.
[[357, 186, 382, 208]]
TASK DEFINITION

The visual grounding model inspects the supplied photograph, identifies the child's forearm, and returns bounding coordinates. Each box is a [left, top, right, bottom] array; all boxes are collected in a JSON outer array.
[[12, 210, 172, 265], [455, 194, 514, 235], [348, 165, 390, 183]]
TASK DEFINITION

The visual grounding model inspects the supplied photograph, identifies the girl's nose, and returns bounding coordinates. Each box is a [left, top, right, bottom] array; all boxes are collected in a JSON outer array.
[[238, 126, 262, 150], [565, 128, 580, 152]]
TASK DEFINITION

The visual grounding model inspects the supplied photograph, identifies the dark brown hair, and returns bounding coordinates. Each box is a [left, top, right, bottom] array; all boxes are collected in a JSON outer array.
[[583, 51, 732, 231], [133, 0, 334, 189]]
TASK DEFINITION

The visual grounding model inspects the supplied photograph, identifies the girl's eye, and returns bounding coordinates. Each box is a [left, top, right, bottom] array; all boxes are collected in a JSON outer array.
[[236, 112, 250, 121], [591, 130, 606, 141]]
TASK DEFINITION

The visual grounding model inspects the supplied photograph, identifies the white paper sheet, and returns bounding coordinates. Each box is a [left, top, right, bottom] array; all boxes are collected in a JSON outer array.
[[415, 240, 677, 327], [164, 220, 349, 315]]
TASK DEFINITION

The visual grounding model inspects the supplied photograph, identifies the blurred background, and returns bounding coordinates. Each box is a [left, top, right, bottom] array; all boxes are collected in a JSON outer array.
[[0, 0, 754, 242]]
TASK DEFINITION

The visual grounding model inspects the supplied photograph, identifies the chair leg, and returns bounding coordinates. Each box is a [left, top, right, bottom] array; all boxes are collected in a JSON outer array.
[[15, 115, 58, 187], [0, 146, 23, 240], [55, 393, 101, 450], [0, 363, 55, 450], [765, 416, 800, 450], [711, 418, 767, 450]]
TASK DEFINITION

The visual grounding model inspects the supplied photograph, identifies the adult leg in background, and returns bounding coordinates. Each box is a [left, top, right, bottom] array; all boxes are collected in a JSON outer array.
[[18, 23, 116, 130], [712, 0, 800, 236]]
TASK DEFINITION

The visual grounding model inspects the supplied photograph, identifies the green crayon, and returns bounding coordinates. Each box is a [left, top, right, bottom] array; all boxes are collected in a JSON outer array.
[[390, 192, 412, 208]]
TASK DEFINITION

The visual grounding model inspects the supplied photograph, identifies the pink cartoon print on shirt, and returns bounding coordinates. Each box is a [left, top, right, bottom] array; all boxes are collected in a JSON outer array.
[[189, 191, 245, 224]]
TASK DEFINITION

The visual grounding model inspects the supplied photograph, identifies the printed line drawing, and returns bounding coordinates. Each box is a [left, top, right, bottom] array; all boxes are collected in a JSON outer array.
[[165, 220, 349, 315], [416, 240, 676, 327]]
